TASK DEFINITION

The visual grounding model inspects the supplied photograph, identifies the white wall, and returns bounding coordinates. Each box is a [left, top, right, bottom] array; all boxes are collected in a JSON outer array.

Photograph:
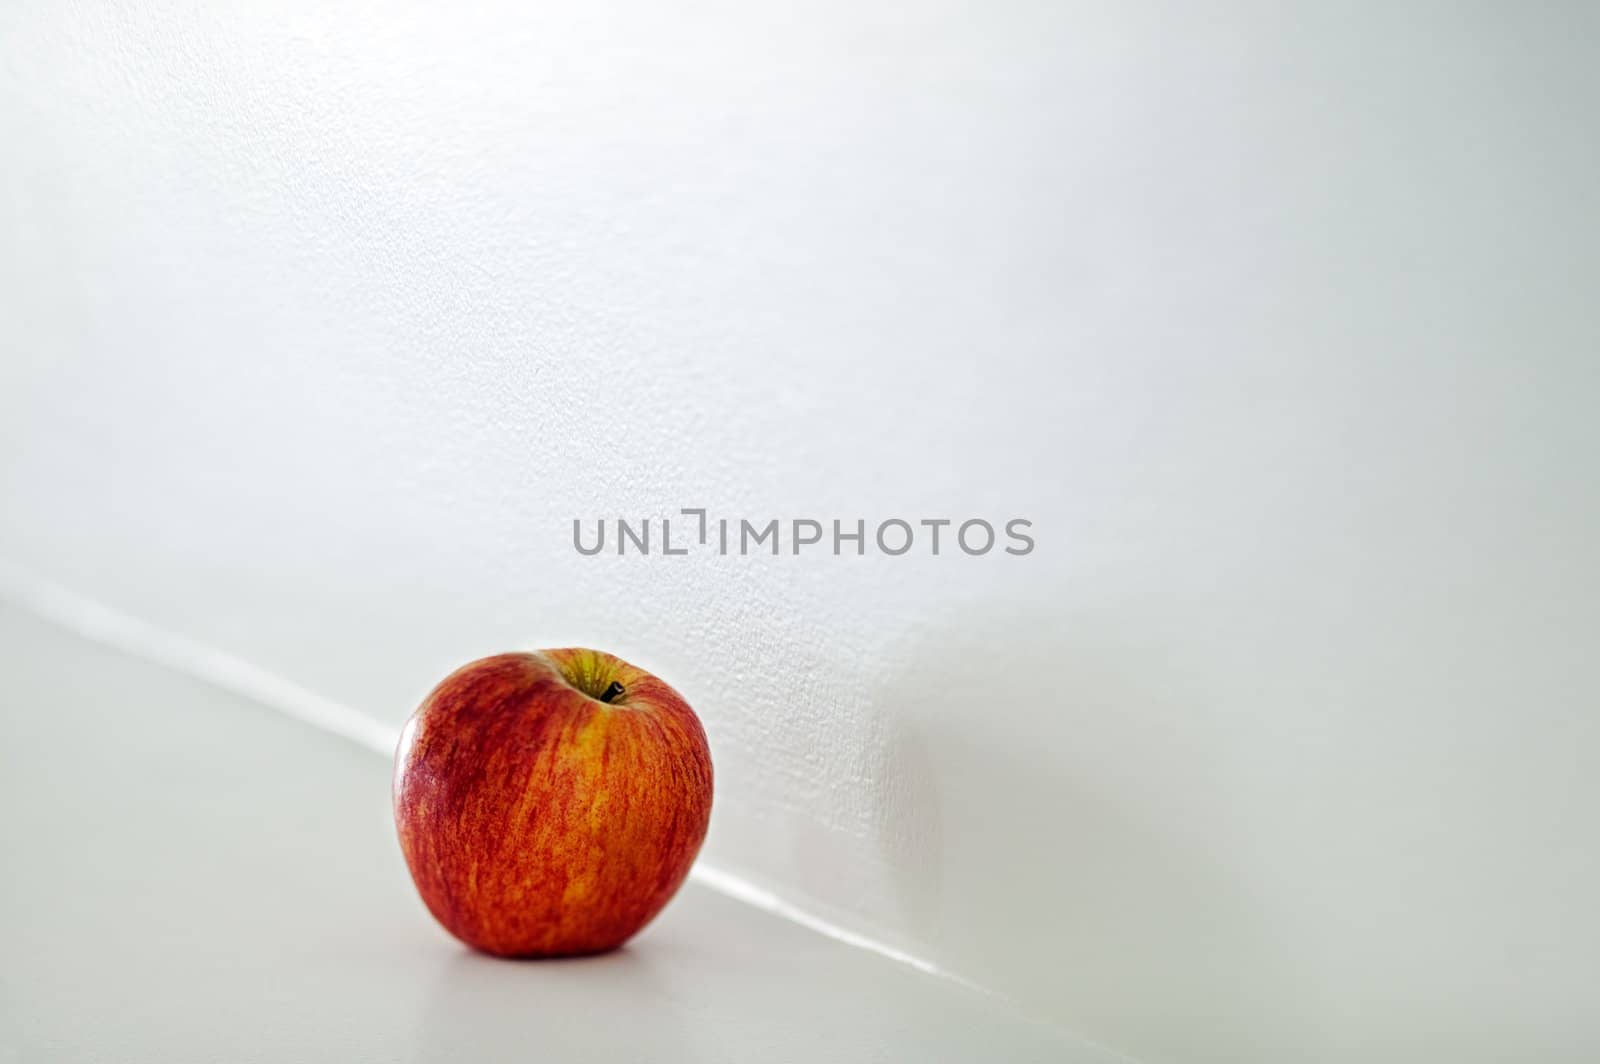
[[4, 2, 1598, 1060]]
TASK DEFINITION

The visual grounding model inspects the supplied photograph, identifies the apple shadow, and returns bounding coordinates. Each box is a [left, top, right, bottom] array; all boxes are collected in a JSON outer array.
[[408, 942, 696, 1062], [858, 602, 1320, 1062]]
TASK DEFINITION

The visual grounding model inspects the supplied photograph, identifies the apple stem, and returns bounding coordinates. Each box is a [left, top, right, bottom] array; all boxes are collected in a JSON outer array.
[[599, 680, 626, 705]]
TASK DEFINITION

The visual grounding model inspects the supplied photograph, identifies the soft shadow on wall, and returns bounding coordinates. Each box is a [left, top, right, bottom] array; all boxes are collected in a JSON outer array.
[[861, 603, 1317, 1063]]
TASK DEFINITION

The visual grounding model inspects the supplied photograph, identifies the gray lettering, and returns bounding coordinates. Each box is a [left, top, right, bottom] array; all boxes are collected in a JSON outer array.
[[793, 519, 823, 554], [618, 518, 650, 555], [573, 519, 606, 556], [741, 519, 779, 555], [1005, 518, 1035, 556], [958, 518, 995, 555], [876, 519, 914, 556], [662, 518, 688, 555], [680, 507, 708, 545], [834, 519, 865, 555], [919, 518, 951, 555]]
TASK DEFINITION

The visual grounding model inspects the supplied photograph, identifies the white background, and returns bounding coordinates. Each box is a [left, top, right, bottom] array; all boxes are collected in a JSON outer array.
[[3, 2, 1598, 1060]]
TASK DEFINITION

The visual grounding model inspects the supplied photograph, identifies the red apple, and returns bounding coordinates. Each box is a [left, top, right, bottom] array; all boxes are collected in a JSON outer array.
[[393, 648, 713, 956]]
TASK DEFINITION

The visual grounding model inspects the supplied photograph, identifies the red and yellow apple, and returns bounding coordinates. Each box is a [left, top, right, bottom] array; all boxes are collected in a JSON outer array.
[[393, 648, 713, 956]]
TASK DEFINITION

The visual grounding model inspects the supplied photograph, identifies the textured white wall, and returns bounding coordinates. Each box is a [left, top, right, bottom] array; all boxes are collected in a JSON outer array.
[[4, 2, 1599, 1060]]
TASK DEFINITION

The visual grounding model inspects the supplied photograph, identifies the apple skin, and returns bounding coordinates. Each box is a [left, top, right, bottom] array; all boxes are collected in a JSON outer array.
[[393, 648, 713, 957]]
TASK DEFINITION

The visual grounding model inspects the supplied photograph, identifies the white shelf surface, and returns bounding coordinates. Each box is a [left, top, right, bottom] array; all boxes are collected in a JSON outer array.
[[0, 604, 1117, 1063]]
